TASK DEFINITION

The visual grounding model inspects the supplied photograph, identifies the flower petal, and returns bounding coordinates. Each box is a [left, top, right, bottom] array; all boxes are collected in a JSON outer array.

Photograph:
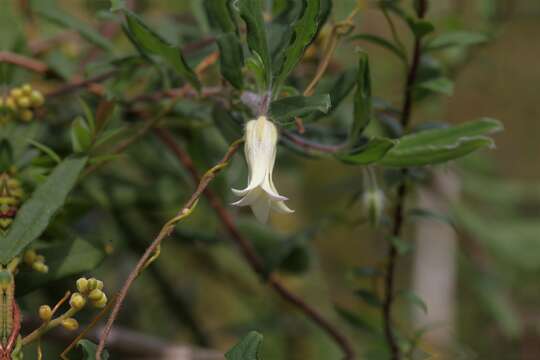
[[271, 200, 294, 214]]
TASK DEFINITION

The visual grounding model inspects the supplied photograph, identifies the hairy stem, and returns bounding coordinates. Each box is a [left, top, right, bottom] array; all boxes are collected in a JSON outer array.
[[154, 129, 356, 360], [382, 2, 427, 359]]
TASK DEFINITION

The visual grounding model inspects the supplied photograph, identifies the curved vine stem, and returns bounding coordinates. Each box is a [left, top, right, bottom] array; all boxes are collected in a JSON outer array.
[[95, 138, 243, 359], [382, 2, 427, 359]]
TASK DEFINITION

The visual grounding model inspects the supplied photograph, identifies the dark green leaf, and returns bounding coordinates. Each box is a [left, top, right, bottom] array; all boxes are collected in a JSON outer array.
[[407, 208, 455, 228], [124, 11, 201, 90], [78, 340, 109, 360], [337, 138, 396, 165], [71, 116, 93, 153], [237, 0, 271, 87], [269, 94, 331, 124], [27, 140, 61, 164], [305, 69, 357, 123], [355, 289, 382, 307], [335, 305, 377, 334], [0, 156, 87, 264], [35, 7, 114, 52], [425, 31, 489, 52], [204, 0, 237, 33], [274, 0, 321, 90], [217, 32, 244, 89], [349, 34, 406, 61], [407, 18, 434, 38], [16, 236, 106, 296], [389, 236, 412, 255], [398, 290, 428, 314], [350, 53, 372, 145], [416, 77, 454, 96], [225, 331, 263, 360], [380, 118, 502, 167]]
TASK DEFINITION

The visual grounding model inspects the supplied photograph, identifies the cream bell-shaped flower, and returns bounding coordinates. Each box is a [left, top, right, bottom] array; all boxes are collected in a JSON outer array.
[[232, 116, 294, 223]]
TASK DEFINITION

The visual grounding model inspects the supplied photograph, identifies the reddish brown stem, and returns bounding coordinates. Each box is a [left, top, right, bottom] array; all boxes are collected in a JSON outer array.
[[154, 129, 356, 360], [0, 51, 48, 74]]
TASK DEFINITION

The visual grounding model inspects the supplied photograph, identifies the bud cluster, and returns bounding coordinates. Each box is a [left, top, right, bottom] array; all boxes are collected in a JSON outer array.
[[23, 249, 49, 273], [0, 172, 23, 232], [0, 84, 45, 124], [76, 277, 108, 308]]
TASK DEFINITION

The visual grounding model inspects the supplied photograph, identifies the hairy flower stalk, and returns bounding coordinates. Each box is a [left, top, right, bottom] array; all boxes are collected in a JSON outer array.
[[232, 116, 293, 223]]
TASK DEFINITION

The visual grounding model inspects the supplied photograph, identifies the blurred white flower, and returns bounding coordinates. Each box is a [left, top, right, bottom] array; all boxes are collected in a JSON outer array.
[[232, 116, 293, 223], [362, 189, 385, 227]]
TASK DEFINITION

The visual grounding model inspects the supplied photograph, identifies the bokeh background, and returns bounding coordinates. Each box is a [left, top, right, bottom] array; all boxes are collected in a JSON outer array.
[[2, 0, 539, 359]]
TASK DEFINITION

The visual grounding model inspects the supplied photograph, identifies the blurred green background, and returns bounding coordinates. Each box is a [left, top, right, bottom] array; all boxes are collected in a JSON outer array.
[[2, 0, 540, 359]]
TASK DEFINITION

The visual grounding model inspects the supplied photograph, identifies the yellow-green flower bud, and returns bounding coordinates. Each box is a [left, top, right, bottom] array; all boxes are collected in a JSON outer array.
[[87, 278, 98, 291], [19, 109, 34, 122], [16, 96, 31, 108], [5, 97, 17, 111], [362, 189, 385, 227], [38, 305, 52, 322], [76, 277, 89, 294], [10, 88, 22, 98], [23, 249, 37, 265], [92, 293, 108, 308], [96, 279, 104, 290], [61, 318, 79, 331], [88, 288, 104, 301], [32, 262, 49, 273], [30, 90, 45, 107], [21, 84, 32, 95], [69, 292, 86, 310]]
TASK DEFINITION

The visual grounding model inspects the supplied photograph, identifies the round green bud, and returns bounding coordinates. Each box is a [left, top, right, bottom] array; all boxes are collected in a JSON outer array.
[[88, 288, 104, 301], [30, 90, 45, 107], [21, 84, 32, 95], [61, 318, 79, 331], [87, 278, 98, 291], [92, 293, 108, 308], [38, 305, 52, 322], [23, 249, 37, 265], [76, 277, 89, 293], [10, 88, 23, 98], [69, 292, 86, 310], [17, 96, 31, 108], [5, 97, 17, 111], [32, 262, 49, 273], [19, 109, 34, 122]]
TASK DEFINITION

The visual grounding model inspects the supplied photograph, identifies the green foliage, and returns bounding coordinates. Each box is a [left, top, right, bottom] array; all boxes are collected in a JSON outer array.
[[123, 10, 201, 90], [269, 94, 331, 124], [0, 156, 87, 263], [225, 331, 264, 360], [350, 53, 372, 145], [337, 138, 396, 165], [78, 340, 110, 360]]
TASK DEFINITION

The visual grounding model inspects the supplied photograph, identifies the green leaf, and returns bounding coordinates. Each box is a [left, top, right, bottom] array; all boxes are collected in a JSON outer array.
[[225, 331, 263, 360], [0, 156, 87, 264], [355, 289, 382, 307], [27, 140, 61, 164], [349, 34, 406, 61], [217, 32, 244, 89], [71, 116, 93, 153], [398, 290, 428, 314], [237, 0, 271, 87], [78, 340, 109, 360], [389, 236, 412, 255], [380, 118, 503, 167], [16, 236, 106, 296], [416, 77, 454, 96], [274, 0, 321, 90], [337, 138, 396, 165], [269, 94, 331, 124], [350, 53, 372, 145], [305, 69, 357, 123], [124, 11, 201, 90], [407, 18, 434, 38], [425, 31, 489, 52], [34, 7, 114, 52], [110, 0, 126, 12], [335, 305, 377, 334], [204, 0, 237, 33]]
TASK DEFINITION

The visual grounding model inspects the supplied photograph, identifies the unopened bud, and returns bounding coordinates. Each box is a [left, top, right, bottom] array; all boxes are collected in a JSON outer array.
[[30, 90, 45, 107], [23, 249, 37, 265], [17, 97, 31, 108], [10, 88, 22, 98], [87, 278, 98, 291], [76, 278, 89, 294], [32, 262, 49, 273], [38, 305, 52, 322], [5, 97, 17, 111], [21, 84, 32, 95], [92, 293, 108, 308], [88, 288, 104, 301], [61, 318, 79, 331], [362, 189, 385, 227], [20, 109, 34, 122], [69, 292, 86, 310]]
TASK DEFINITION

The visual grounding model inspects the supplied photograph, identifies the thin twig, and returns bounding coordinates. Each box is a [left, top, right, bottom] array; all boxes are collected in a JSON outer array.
[[0, 51, 48, 74], [154, 129, 356, 360], [95, 139, 243, 359], [382, 3, 427, 360]]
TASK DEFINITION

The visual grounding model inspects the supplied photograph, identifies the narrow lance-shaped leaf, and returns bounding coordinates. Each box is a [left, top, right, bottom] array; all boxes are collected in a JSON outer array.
[[225, 331, 263, 360], [203, 0, 237, 33], [124, 11, 201, 91], [349, 53, 372, 146], [337, 138, 396, 165], [78, 340, 110, 360], [379, 118, 503, 167], [217, 32, 244, 89], [237, 0, 271, 87], [273, 0, 321, 90], [350, 34, 407, 61], [0, 156, 87, 263], [269, 94, 331, 124]]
